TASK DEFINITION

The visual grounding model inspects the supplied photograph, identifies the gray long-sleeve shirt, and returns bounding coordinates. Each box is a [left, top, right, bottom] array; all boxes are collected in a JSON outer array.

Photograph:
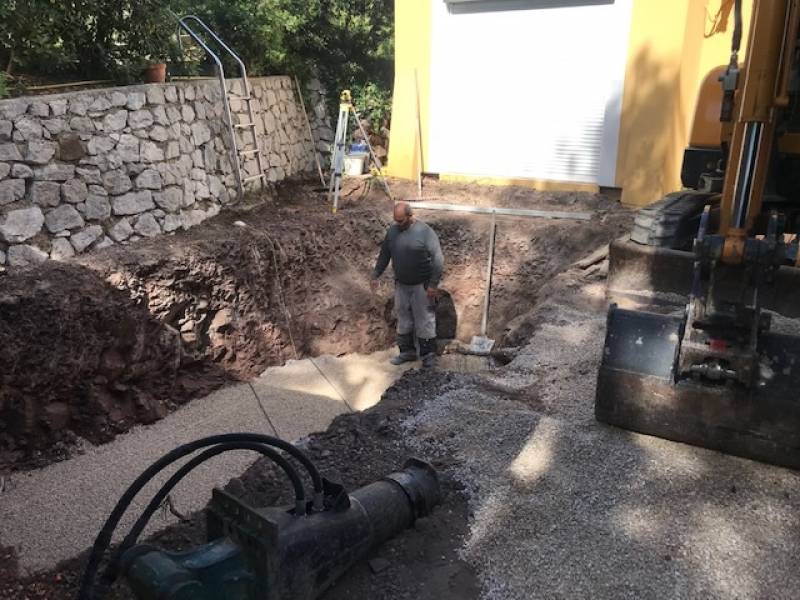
[[372, 220, 444, 286]]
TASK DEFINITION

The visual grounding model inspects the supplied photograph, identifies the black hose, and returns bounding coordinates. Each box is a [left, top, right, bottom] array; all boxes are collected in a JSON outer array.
[[76, 433, 321, 600], [97, 442, 306, 593]]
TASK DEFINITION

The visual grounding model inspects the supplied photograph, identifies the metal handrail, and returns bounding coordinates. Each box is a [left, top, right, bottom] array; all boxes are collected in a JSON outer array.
[[167, 10, 244, 201], [177, 15, 252, 100]]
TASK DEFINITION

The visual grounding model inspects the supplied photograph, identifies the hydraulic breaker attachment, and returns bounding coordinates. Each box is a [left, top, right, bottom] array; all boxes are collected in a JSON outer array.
[[121, 459, 440, 600]]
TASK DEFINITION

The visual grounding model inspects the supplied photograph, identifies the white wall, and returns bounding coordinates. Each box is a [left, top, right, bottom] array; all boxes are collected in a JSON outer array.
[[428, 0, 632, 186]]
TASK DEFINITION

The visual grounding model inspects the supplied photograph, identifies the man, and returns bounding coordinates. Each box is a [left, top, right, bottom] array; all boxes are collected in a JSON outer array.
[[371, 202, 444, 367]]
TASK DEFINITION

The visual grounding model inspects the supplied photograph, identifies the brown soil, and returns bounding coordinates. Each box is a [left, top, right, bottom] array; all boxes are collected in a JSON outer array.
[[0, 179, 630, 472], [0, 177, 632, 599]]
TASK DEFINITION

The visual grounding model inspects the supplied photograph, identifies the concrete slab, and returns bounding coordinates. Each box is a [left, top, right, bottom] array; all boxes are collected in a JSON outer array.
[[0, 350, 409, 574]]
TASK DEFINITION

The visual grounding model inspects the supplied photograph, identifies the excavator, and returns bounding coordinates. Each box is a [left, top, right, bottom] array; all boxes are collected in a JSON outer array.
[[596, 0, 800, 469]]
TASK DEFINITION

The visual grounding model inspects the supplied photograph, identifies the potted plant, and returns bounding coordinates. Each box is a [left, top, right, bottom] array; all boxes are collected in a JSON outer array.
[[142, 55, 168, 83], [126, 4, 175, 84]]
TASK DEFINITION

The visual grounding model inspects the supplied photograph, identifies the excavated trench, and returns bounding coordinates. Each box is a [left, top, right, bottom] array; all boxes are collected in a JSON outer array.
[[0, 180, 632, 472]]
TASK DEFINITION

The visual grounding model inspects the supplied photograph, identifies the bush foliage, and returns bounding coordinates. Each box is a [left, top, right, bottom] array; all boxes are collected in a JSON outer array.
[[0, 0, 394, 125]]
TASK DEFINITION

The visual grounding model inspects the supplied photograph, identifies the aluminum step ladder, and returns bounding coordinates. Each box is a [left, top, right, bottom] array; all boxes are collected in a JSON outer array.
[[171, 13, 267, 201]]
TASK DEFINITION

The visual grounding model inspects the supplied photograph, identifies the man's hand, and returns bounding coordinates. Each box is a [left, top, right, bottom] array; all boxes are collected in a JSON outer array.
[[426, 286, 439, 300], [370, 279, 379, 293]]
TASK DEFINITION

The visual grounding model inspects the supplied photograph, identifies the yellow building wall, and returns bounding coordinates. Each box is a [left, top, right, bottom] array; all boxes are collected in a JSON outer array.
[[386, 0, 432, 181], [616, 0, 752, 206], [388, 0, 752, 204]]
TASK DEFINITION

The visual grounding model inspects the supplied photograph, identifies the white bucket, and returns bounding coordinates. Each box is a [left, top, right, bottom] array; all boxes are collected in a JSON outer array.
[[344, 153, 368, 176]]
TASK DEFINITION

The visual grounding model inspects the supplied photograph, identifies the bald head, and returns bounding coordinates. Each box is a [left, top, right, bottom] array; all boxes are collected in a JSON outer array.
[[393, 202, 415, 230]]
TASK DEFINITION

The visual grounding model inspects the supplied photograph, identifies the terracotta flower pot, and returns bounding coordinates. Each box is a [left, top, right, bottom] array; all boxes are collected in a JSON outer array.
[[143, 63, 167, 84]]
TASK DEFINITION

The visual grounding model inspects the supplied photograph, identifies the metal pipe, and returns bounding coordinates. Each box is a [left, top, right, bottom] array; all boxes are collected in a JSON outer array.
[[480, 212, 497, 337], [402, 200, 592, 221]]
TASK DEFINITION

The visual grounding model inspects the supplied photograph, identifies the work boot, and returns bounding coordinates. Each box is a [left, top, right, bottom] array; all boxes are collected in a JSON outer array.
[[390, 333, 418, 365], [419, 338, 438, 368]]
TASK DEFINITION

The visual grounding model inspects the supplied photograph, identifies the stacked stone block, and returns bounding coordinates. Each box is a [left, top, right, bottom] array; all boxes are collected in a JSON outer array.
[[0, 76, 328, 267]]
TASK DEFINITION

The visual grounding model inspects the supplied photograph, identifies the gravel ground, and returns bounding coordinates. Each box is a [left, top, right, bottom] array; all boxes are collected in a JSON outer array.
[[403, 266, 800, 600]]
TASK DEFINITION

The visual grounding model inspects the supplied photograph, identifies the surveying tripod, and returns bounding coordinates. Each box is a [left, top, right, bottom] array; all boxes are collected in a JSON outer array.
[[328, 90, 393, 213]]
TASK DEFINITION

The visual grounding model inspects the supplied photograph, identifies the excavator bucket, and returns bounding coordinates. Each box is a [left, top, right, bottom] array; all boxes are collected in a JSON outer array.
[[596, 305, 800, 470]]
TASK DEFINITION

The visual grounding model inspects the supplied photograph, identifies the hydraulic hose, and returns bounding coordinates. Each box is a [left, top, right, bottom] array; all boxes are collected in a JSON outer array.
[[97, 442, 307, 593], [76, 433, 322, 600]]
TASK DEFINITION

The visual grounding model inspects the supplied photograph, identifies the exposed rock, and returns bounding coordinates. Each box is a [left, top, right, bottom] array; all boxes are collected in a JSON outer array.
[[153, 187, 182, 212], [41, 118, 67, 135], [7, 244, 48, 267], [117, 134, 140, 162], [191, 121, 212, 146], [102, 110, 128, 132], [0, 248, 4, 264], [149, 125, 169, 142], [30, 181, 61, 207], [26, 140, 57, 164], [34, 163, 75, 181], [61, 178, 89, 204], [50, 99, 68, 116], [135, 169, 162, 190], [126, 92, 147, 111], [0, 179, 25, 206], [0, 207, 45, 242], [0, 163, 9, 179], [57, 133, 86, 161], [0, 120, 11, 140], [68, 98, 89, 116], [110, 91, 127, 107], [88, 96, 111, 113], [103, 169, 133, 194], [0, 143, 23, 161], [75, 167, 102, 185], [191, 168, 206, 182], [129, 109, 154, 129], [162, 213, 185, 232], [108, 218, 134, 242], [0, 100, 29, 120], [45, 204, 84, 233], [164, 86, 178, 103], [181, 208, 207, 229], [166, 141, 180, 159], [140, 141, 165, 162], [14, 116, 43, 140], [112, 190, 155, 215], [208, 175, 225, 199], [70, 225, 103, 252], [50, 237, 76, 260], [87, 136, 115, 155], [134, 212, 162, 237], [181, 105, 195, 123], [166, 105, 181, 124], [68, 116, 95, 133], [95, 235, 114, 249], [146, 86, 165, 105], [152, 105, 169, 126], [84, 194, 112, 220]]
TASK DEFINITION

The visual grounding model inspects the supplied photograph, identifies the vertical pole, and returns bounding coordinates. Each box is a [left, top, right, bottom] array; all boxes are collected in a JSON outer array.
[[480, 211, 497, 337], [295, 75, 326, 188], [414, 69, 424, 196]]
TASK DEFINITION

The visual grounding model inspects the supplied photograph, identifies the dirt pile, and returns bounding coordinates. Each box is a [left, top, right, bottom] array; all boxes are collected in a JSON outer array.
[[0, 199, 398, 469], [0, 263, 184, 466], [0, 179, 632, 471]]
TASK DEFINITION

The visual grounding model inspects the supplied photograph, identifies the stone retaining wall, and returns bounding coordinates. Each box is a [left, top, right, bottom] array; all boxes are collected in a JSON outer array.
[[0, 76, 332, 267]]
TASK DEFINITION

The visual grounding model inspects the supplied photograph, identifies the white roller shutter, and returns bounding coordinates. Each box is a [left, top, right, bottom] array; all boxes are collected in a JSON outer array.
[[428, 0, 632, 186]]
